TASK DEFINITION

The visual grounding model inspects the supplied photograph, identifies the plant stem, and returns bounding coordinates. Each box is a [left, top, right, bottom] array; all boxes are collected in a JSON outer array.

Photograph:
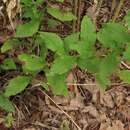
[[93, 0, 103, 27], [112, 0, 125, 22], [111, 0, 117, 16], [77, 0, 82, 31], [72, 0, 78, 32]]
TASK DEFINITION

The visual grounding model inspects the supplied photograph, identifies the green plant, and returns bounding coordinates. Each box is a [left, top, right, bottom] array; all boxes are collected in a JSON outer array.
[[0, 0, 130, 113]]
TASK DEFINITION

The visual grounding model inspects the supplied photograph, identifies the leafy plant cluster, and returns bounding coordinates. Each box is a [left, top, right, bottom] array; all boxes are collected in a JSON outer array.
[[0, 0, 130, 113]]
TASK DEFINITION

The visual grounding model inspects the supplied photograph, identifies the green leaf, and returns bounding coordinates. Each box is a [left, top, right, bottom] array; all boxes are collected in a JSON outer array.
[[64, 33, 93, 58], [80, 15, 96, 45], [60, 120, 70, 130], [5, 113, 14, 128], [0, 94, 15, 112], [18, 53, 44, 73], [39, 32, 65, 55], [123, 45, 130, 61], [99, 53, 119, 76], [47, 73, 68, 96], [64, 33, 79, 45], [1, 58, 16, 70], [75, 41, 94, 58], [4, 76, 30, 97], [124, 11, 130, 29], [56, 0, 64, 3], [47, 7, 76, 21], [50, 55, 76, 75], [31, 79, 49, 91], [78, 57, 100, 73], [47, 19, 59, 28], [34, 0, 44, 5], [21, 0, 32, 5], [35, 35, 47, 61], [1, 39, 20, 53], [21, 0, 44, 5], [64, 33, 80, 52], [96, 53, 119, 89], [96, 75, 110, 90], [119, 70, 130, 84], [97, 22, 130, 48], [15, 19, 40, 37]]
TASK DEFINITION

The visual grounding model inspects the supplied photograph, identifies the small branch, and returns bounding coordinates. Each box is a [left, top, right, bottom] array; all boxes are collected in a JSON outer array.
[[37, 88, 82, 130], [67, 83, 96, 86], [121, 61, 130, 70]]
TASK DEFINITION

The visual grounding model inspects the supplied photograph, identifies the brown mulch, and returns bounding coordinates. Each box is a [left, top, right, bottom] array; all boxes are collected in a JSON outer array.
[[11, 81, 130, 130]]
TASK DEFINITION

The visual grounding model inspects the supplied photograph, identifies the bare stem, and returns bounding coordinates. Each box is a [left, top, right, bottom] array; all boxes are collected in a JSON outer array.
[[111, 0, 117, 16], [72, 0, 78, 32], [77, 0, 81, 31], [112, 0, 125, 22], [94, 0, 104, 26]]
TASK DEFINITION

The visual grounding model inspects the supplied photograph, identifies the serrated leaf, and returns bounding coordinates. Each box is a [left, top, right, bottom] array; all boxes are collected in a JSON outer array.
[[18, 53, 44, 73], [125, 11, 130, 29], [75, 41, 94, 58], [4, 76, 30, 97], [119, 70, 130, 84], [1, 58, 16, 70], [99, 53, 119, 76], [1, 39, 20, 53], [39, 32, 65, 55], [47, 73, 68, 96], [96, 53, 119, 89], [78, 57, 100, 73], [15, 19, 40, 37], [0, 94, 15, 112], [64, 33, 80, 45], [47, 7, 76, 21], [80, 15, 96, 45], [64, 33, 79, 52], [64, 33, 93, 58], [97, 22, 130, 48], [50, 56, 76, 75]]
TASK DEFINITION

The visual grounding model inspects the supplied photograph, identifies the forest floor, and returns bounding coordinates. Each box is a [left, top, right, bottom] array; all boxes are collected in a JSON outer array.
[[0, 0, 130, 130]]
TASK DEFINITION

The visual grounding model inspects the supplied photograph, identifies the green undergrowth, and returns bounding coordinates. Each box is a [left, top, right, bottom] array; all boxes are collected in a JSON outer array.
[[0, 0, 130, 114]]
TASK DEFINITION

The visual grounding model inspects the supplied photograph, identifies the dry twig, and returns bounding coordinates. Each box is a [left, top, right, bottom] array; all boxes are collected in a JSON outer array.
[[37, 88, 82, 130]]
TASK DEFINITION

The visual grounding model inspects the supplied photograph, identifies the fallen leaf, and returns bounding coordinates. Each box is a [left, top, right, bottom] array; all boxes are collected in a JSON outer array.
[[100, 92, 115, 108], [82, 105, 100, 119], [106, 120, 124, 130], [24, 128, 37, 130]]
